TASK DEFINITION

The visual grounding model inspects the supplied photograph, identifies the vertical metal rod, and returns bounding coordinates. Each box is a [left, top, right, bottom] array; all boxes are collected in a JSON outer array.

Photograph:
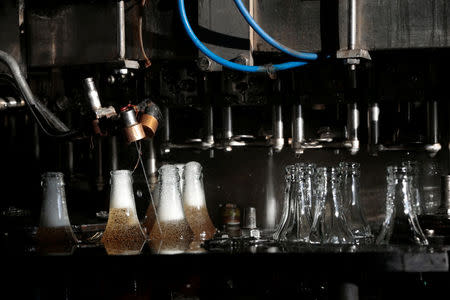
[[33, 121, 40, 162], [368, 103, 379, 145], [427, 100, 439, 144], [163, 107, 170, 143], [347, 103, 360, 154], [349, 0, 357, 50], [110, 136, 118, 171], [147, 139, 157, 176], [292, 104, 304, 144], [67, 141, 74, 176], [272, 105, 283, 140], [96, 138, 104, 191], [222, 106, 233, 139], [271, 105, 284, 152], [117, 0, 126, 60], [347, 103, 359, 141], [204, 105, 214, 145]]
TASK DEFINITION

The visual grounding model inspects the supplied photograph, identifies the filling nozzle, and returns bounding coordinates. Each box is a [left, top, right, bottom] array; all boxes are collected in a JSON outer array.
[[162, 106, 171, 153], [82, 77, 117, 135], [291, 104, 305, 154], [367, 103, 380, 154], [346, 102, 360, 155], [426, 100, 441, 157], [270, 105, 284, 152], [222, 106, 233, 151], [202, 105, 215, 148]]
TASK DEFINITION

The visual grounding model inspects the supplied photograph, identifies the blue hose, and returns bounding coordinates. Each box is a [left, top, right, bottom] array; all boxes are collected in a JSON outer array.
[[177, 0, 307, 73], [233, 0, 318, 61]]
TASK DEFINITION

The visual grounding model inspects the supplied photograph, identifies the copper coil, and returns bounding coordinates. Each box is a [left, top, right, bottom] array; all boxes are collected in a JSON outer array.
[[123, 123, 146, 143], [140, 114, 159, 138]]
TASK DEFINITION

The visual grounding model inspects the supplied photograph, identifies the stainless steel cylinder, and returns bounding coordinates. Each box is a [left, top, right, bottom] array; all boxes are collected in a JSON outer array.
[[243, 207, 257, 229], [82, 78, 102, 111], [121, 109, 138, 127], [222, 106, 233, 139]]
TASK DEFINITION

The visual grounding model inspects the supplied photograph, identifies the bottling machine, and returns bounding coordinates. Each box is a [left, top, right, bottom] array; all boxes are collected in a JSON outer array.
[[1, 0, 450, 299]]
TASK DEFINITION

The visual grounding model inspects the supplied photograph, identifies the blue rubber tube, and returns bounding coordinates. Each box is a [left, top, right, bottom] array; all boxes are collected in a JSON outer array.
[[233, 0, 318, 61], [177, 0, 307, 73]]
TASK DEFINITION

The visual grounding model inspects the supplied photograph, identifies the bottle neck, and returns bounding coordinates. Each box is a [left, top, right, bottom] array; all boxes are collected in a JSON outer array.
[[158, 176, 186, 221], [40, 175, 70, 228], [110, 171, 137, 212]]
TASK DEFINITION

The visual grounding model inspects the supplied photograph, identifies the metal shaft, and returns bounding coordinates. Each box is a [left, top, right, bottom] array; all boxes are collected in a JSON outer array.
[[82, 78, 102, 111], [163, 107, 170, 143], [368, 103, 380, 145], [117, 0, 126, 60], [272, 105, 283, 140], [204, 105, 214, 144], [292, 104, 304, 144], [427, 100, 439, 144], [349, 0, 357, 50], [147, 139, 157, 175], [222, 106, 233, 139], [347, 103, 359, 141]]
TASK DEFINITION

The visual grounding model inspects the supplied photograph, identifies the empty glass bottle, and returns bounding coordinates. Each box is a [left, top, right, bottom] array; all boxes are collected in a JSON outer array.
[[37, 172, 78, 254], [101, 170, 146, 255], [422, 159, 441, 215], [309, 167, 327, 244], [273, 165, 295, 240], [310, 167, 354, 244], [277, 164, 315, 242], [183, 161, 216, 241], [376, 166, 428, 246], [148, 165, 193, 249], [401, 161, 425, 215], [339, 162, 372, 243]]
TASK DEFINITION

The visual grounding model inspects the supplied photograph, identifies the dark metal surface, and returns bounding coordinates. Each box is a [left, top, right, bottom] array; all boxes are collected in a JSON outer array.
[[252, 0, 322, 53], [339, 0, 450, 51], [0, 0, 24, 73]]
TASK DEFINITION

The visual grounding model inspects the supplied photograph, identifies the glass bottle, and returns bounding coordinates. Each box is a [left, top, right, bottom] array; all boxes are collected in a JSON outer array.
[[401, 161, 425, 215], [309, 167, 327, 244], [276, 164, 314, 242], [148, 165, 193, 252], [311, 167, 354, 244], [422, 159, 441, 215], [273, 165, 295, 240], [376, 166, 428, 246], [143, 176, 160, 235], [339, 162, 372, 243], [37, 172, 78, 254], [175, 164, 185, 194], [101, 170, 146, 255], [183, 161, 216, 241]]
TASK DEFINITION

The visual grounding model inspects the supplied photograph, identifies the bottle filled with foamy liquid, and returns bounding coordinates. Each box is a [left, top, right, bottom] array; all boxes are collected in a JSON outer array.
[[37, 172, 78, 254], [183, 162, 216, 240], [101, 170, 146, 255], [148, 165, 193, 253]]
